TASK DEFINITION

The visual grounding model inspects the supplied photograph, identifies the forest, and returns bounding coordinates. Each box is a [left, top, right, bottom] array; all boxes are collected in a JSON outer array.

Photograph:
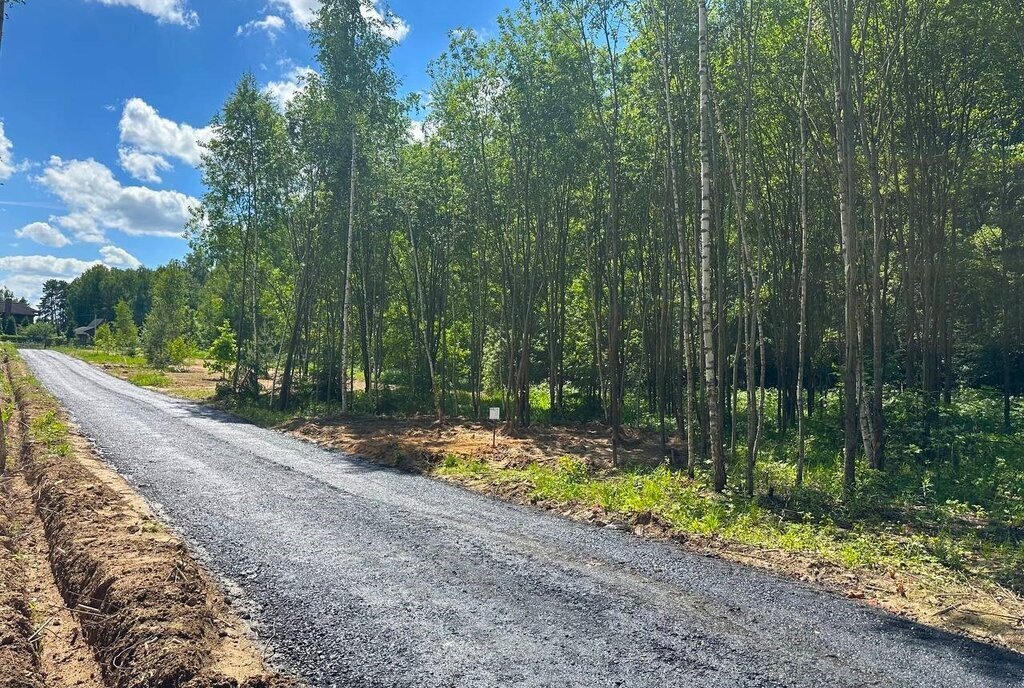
[[30, 0, 1024, 513]]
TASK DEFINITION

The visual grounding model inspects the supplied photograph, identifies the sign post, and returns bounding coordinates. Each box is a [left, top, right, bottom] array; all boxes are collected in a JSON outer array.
[[488, 407, 501, 448]]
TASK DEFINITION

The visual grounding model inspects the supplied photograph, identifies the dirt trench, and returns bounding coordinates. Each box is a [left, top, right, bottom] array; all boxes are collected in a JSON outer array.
[[3, 349, 297, 688]]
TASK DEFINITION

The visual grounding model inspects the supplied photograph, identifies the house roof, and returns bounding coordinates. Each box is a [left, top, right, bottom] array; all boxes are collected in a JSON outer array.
[[74, 318, 105, 335], [3, 299, 37, 317]]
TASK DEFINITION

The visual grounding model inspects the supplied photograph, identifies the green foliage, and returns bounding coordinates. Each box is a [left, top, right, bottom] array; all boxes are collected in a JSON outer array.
[[66, 264, 152, 331], [20, 321, 58, 343], [93, 323, 116, 353], [57, 346, 145, 367], [38, 279, 71, 333], [143, 263, 191, 368], [167, 336, 193, 367], [205, 321, 236, 379], [111, 300, 139, 354], [129, 371, 172, 388]]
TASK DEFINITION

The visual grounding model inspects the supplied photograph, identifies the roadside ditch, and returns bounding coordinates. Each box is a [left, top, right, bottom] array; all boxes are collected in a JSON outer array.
[[1, 346, 297, 688]]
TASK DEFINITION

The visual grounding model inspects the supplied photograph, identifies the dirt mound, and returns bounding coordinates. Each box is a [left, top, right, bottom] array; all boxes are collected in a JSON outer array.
[[0, 477, 44, 688], [7, 352, 296, 688]]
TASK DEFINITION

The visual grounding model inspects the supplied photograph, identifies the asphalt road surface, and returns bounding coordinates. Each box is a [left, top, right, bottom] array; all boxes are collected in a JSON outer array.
[[22, 349, 1024, 688]]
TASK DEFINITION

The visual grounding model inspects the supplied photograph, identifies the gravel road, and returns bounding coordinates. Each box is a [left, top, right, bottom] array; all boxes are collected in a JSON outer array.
[[22, 349, 1024, 688]]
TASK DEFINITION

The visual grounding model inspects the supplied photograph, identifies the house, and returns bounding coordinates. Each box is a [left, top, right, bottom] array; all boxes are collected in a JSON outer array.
[[74, 318, 105, 343], [3, 298, 37, 326]]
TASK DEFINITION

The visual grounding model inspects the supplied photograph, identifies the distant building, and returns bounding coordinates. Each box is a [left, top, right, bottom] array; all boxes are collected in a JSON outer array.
[[74, 318, 105, 343], [3, 298, 38, 326]]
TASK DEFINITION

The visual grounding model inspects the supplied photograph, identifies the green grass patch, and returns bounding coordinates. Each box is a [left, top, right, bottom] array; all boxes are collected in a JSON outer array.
[[433, 445, 1020, 586], [57, 347, 146, 367], [223, 403, 294, 428], [128, 371, 171, 387]]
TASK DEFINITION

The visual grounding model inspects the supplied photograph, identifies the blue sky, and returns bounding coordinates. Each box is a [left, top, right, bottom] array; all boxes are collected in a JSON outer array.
[[0, 0, 511, 304]]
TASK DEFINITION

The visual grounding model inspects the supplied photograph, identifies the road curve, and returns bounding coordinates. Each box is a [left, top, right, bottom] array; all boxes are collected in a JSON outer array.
[[21, 349, 1024, 688]]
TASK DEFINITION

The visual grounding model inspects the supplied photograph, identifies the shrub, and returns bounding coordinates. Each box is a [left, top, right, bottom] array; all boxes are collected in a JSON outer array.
[[94, 323, 116, 352], [21, 321, 58, 344], [205, 321, 236, 379], [167, 336, 192, 368]]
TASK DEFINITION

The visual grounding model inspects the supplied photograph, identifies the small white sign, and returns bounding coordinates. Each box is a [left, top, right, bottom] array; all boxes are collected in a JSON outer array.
[[488, 407, 501, 421]]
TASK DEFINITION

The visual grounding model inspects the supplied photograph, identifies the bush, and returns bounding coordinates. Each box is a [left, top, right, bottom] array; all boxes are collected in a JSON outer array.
[[94, 323, 116, 352], [21, 321, 58, 344], [205, 321, 236, 379], [167, 336, 193, 368]]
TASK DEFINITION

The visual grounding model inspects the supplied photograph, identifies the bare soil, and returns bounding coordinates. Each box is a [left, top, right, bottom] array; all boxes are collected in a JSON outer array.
[[0, 475, 44, 688], [6, 352, 296, 688]]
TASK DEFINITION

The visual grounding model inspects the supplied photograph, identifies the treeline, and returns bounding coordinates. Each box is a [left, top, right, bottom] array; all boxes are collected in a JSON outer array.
[[53, 0, 1024, 499]]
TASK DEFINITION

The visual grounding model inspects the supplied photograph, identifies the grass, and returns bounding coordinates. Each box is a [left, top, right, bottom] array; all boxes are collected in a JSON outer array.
[[58, 346, 177, 391], [128, 371, 171, 388], [55, 347, 146, 367]]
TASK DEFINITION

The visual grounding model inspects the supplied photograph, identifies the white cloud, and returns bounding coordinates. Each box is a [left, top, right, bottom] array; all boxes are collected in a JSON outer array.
[[15, 222, 72, 248], [0, 246, 140, 304], [271, 0, 409, 41], [90, 0, 198, 27], [119, 98, 213, 170], [100, 245, 143, 269], [238, 14, 286, 38], [0, 255, 99, 276], [407, 120, 426, 143], [0, 121, 17, 181], [0, 255, 102, 303], [270, 0, 318, 26], [361, 0, 409, 42], [118, 148, 172, 183], [37, 156, 198, 242], [263, 66, 317, 110]]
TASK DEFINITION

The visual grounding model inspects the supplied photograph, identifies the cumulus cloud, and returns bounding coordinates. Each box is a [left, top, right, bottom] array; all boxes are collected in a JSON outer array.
[[15, 222, 72, 248], [270, 0, 409, 41], [0, 255, 99, 277], [118, 148, 172, 184], [269, 0, 318, 26], [238, 14, 286, 38], [361, 0, 409, 42], [263, 66, 318, 110], [37, 156, 198, 242], [100, 245, 143, 269], [0, 246, 143, 303], [90, 0, 198, 27], [118, 98, 214, 175], [0, 255, 101, 303], [0, 121, 18, 181]]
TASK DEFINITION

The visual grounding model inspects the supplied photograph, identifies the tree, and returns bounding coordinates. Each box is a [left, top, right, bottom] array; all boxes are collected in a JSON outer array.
[[93, 323, 116, 353], [0, 0, 26, 59], [697, 0, 725, 492], [312, 0, 401, 413], [206, 321, 237, 380], [106, 0, 1024, 514], [143, 263, 190, 368], [195, 75, 292, 391], [38, 279, 70, 333], [111, 300, 139, 354]]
